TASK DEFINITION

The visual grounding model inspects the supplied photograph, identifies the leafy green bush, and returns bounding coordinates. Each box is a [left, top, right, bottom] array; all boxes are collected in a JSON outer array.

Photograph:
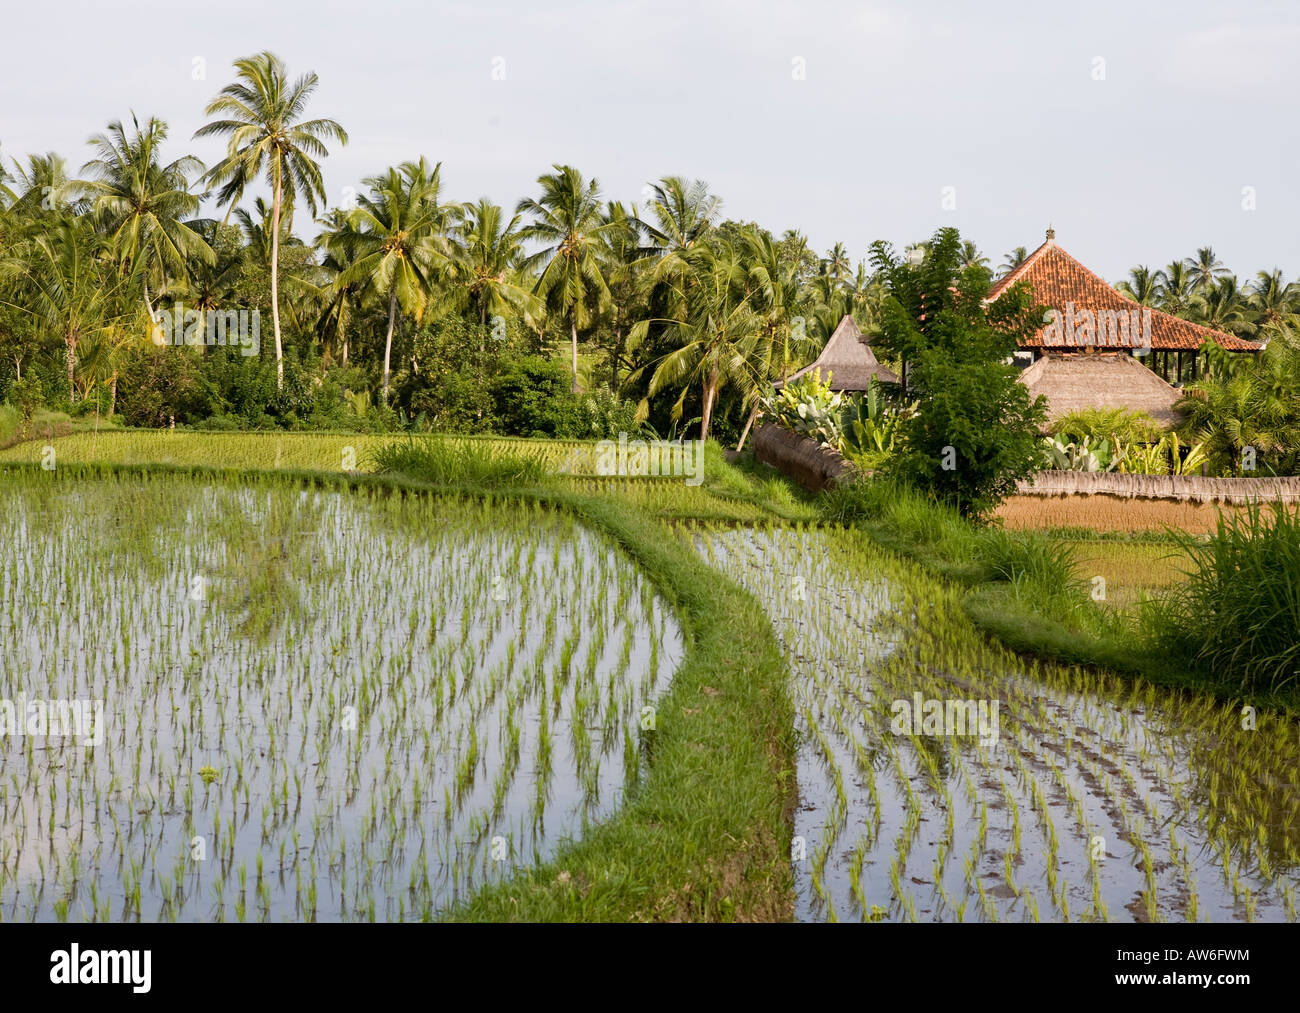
[[839, 379, 912, 470], [1040, 434, 1122, 472], [1052, 408, 1163, 446], [571, 387, 644, 440], [869, 227, 1048, 518]]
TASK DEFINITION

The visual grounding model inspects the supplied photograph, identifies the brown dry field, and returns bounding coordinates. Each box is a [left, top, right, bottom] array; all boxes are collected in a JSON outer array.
[[995, 494, 1248, 534]]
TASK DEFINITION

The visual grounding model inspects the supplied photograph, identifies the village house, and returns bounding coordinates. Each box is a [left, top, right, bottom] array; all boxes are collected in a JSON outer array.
[[985, 228, 1262, 428]]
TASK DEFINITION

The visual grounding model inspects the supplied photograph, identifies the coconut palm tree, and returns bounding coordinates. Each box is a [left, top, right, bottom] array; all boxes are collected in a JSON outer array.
[[1247, 269, 1300, 346], [1186, 246, 1230, 295], [744, 228, 808, 380], [517, 165, 612, 392], [304, 208, 365, 366], [599, 200, 647, 391], [959, 240, 989, 274], [340, 158, 459, 402], [737, 227, 814, 450], [1116, 265, 1160, 305], [175, 220, 244, 312], [1190, 276, 1255, 337], [1177, 370, 1299, 474], [234, 196, 314, 336], [999, 246, 1028, 275], [7, 152, 88, 218], [822, 241, 852, 286], [81, 115, 213, 319], [846, 261, 884, 325], [0, 147, 16, 210], [639, 177, 720, 259], [627, 238, 761, 442], [452, 197, 540, 344], [194, 51, 348, 388], [1158, 261, 1194, 315], [0, 220, 120, 399]]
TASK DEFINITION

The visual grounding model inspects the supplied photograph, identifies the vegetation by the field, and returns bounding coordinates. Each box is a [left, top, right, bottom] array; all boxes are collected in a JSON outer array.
[[0, 430, 819, 526], [819, 476, 1300, 710], [1149, 501, 1300, 694]]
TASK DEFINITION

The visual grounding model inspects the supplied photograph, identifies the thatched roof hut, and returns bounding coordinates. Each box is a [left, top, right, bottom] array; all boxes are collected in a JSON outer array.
[[776, 315, 898, 391], [1018, 352, 1183, 429]]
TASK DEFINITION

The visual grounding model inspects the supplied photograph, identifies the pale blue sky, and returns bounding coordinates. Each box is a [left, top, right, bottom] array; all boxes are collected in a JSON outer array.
[[4, 0, 1298, 281]]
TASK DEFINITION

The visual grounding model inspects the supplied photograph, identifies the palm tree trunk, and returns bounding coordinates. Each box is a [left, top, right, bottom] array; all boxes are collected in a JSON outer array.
[[66, 337, 76, 403], [109, 375, 118, 419], [612, 327, 623, 392], [143, 278, 156, 322], [735, 404, 760, 452], [270, 155, 285, 390], [382, 285, 398, 403], [481, 301, 488, 354], [570, 314, 580, 393], [700, 368, 719, 442]]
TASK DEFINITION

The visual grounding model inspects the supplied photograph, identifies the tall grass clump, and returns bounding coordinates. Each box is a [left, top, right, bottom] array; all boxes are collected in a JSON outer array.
[[975, 529, 1083, 600], [1148, 500, 1300, 693], [820, 477, 979, 578], [374, 438, 547, 488]]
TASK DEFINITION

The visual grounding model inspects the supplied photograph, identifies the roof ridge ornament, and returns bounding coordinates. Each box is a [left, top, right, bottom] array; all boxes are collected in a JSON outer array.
[[1046, 224, 1056, 245]]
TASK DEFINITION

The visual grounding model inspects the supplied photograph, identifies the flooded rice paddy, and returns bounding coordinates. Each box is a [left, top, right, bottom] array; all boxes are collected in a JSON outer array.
[[0, 476, 681, 920], [695, 525, 1300, 923]]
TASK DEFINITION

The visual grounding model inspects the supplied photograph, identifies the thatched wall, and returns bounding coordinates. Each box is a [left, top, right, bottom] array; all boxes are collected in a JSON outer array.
[[1017, 471, 1300, 504], [752, 423, 857, 492]]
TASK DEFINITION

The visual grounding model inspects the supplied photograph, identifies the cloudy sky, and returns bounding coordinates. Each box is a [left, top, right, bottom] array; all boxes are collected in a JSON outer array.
[[4, 0, 1297, 281]]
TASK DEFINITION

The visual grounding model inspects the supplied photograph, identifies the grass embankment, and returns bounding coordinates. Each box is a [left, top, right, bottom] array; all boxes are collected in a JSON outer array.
[[0, 429, 819, 525], [820, 478, 1300, 713], [0, 406, 123, 450], [12, 455, 799, 921]]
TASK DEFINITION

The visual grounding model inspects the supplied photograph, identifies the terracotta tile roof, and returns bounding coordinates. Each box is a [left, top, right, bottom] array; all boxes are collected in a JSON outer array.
[[777, 314, 898, 390], [986, 237, 1261, 353]]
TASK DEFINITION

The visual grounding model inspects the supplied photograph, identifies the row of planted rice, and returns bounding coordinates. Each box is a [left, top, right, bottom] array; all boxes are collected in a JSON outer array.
[[0, 430, 630, 476], [692, 523, 1300, 922], [0, 473, 681, 920]]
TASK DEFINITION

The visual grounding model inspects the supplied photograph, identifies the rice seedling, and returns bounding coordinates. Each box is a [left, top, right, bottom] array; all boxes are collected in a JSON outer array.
[[693, 522, 1300, 923], [0, 472, 682, 920]]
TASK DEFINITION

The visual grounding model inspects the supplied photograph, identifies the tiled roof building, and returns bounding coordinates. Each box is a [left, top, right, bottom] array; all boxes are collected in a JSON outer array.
[[986, 228, 1261, 358], [987, 229, 1260, 421]]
